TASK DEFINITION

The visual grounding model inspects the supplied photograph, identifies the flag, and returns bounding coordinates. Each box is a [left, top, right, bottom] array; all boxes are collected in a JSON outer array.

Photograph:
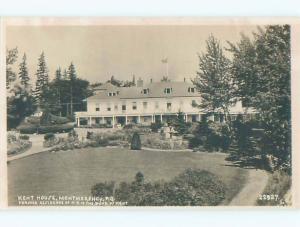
[[161, 58, 168, 63]]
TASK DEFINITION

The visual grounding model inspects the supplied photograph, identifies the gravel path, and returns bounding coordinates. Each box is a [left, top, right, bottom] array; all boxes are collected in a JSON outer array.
[[229, 169, 269, 206]]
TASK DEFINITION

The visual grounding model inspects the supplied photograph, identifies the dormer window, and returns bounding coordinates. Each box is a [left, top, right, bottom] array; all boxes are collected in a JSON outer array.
[[188, 87, 195, 93], [164, 87, 172, 94], [142, 88, 150, 94], [108, 92, 117, 96]]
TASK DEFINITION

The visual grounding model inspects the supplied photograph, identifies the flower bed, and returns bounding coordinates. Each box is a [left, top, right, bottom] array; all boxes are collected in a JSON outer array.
[[141, 133, 189, 150], [7, 140, 32, 156]]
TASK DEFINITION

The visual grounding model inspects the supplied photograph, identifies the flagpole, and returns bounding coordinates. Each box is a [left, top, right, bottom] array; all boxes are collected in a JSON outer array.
[[166, 61, 169, 78]]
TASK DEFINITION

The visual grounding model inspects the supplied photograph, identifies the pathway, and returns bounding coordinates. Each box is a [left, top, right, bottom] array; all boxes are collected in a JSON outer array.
[[7, 134, 66, 162], [229, 168, 269, 206]]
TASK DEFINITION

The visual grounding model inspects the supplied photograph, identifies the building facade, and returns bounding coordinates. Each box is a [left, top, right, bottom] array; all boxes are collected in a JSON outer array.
[[75, 79, 248, 127]]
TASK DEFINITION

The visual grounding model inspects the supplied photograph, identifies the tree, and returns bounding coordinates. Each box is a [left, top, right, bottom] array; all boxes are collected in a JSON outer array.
[[135, 172, 144, 185], [173, 111, 188, 135], [34, 52, 49, 105], [228, 25, 291, 171], [194, 35, 236, 121], [6, 47, 18, 89], [18, 53, 30, 88], [55, 67, 62, 82], [7, 85, 36, 129], [67, 62, 77, 116], [131, 132, 141, 150], [109, 75, 122, 87]]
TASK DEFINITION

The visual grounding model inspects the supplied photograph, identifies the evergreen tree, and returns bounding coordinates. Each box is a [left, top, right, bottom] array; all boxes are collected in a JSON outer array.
[[62, 68, 68, 80], [194, 35, 236, 120], [6, 47, 18, 89], [67, 62, 77, 81], [55, 67, 62, 81], [18, 53, 30, 88], [7, 85, 36, 129], [174, 111, 188, 135], [228, 25, 291, 170], [67, 62, 77, 116], [131, 132, 141, 150], [34, 52, 49, 105]]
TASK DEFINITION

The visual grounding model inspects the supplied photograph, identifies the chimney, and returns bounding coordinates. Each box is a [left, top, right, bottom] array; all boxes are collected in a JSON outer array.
[[137, 77, 143, 87]]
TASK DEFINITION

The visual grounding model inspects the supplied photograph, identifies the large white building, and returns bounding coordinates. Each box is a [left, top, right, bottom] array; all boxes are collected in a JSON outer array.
[[75, 79, 248, 127]]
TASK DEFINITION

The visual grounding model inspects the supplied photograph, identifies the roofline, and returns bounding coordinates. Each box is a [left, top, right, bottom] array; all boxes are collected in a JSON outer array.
[[87, 95, 201, 100]]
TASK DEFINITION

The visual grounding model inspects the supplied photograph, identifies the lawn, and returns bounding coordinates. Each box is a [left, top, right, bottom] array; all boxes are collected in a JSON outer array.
[[8, 147, 248, 205]]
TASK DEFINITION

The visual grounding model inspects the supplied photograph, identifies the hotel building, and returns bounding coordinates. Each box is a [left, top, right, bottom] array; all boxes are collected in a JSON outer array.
[[75, 79, 248, 127]]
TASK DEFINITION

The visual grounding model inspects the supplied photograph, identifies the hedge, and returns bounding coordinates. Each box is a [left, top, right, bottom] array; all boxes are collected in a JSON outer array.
[[92, 169, 226, 206], [18, 124, 74, 134]]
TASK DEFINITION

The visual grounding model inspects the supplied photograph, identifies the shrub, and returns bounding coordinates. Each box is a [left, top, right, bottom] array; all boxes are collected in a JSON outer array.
[[18, 124, 38, 134], [163, 169, 226, 206], [131, 132, 141, 150], [189, 121, 232, 152], [40, 112, 70, 125], [150, 122, 163, 133], [44, 133, 55, 141], [38, 124, 74, 134], [7, 133, 17, 143], [86, 131, 94, 139], [91, 182, 115, 197], [232, 117, 254, 155], [135, 172, 144, 185], [19, 135, 30, 140], [68, 129, 78, 140], [93, 169, 227, 206], [7, 140, 32, 156], [26, 116, 40, 125]]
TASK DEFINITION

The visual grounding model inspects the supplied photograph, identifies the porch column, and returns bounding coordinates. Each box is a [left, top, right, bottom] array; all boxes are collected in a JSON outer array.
[[77, 117, 80, 127], [112, 116, 115, 128], [198, 114, 201, 122], [125, 115, 128, 125], [138, 115, 141, 123], [151, 115, 154, 123], [160, 114, 163, 122], [89, 117, 92, 126], [185, 114, 188, 122]]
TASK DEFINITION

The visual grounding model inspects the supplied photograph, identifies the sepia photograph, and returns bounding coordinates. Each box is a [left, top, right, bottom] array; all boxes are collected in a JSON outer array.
[[3, 18, 294, 207]]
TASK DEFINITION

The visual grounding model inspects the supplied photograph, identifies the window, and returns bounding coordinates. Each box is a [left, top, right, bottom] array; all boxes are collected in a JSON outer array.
[[143, 102, 148, 109], [95, 107, 100, 111], [188, 87, 195, 93], [167, 102, 172, 110], [107, 107, 111, 111], [95, 118, 100, 124], [192, 100, 197, 106], [122, 105, 126, 111], [155, 101, 159, 109], [164, 88, 172, 94], [132, 102, 137, 110], [143, 88, 149, 94]]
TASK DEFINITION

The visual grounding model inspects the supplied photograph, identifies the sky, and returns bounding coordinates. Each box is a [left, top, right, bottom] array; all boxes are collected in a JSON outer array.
[[6, 25, 258, 84]]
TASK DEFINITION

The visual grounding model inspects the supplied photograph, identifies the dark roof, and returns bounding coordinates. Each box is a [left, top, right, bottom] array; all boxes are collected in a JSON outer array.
[[87, 81, 200, 101]]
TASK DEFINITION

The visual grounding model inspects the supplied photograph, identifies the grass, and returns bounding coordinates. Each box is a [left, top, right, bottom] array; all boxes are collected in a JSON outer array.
[[8, 147, 248, 205]]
